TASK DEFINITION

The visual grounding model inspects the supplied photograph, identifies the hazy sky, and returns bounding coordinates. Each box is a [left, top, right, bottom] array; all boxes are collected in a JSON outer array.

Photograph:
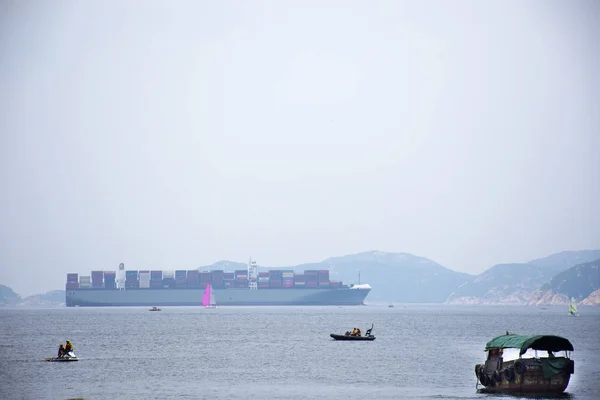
[[1, 1, 599, 296]]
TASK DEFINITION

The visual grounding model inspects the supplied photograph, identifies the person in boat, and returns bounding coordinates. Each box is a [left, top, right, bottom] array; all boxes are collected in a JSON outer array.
[[350, 328, 358, 336], [356, 328, 361, 337], [64, 340, 73, 355], [57, 344, 65, 358]]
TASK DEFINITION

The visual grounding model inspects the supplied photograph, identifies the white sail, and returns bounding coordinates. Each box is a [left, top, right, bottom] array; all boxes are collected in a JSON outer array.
[[569, 297, 578, 315], [209, 285, 216, 306]]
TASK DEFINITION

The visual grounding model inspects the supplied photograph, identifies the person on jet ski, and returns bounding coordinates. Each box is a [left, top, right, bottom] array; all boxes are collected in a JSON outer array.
[[57, 344, 65, 358], [64, 340, 73, 354]]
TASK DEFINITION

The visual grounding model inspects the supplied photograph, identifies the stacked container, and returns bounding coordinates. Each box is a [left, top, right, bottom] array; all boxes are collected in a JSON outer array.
[[104, 271, 116, 289], [150, 271, 163, 288], [235, 270, 248, 288], [223, 272, 235, 288], [79, 276, 91, 288], [269, 270, 282, 288], [294, 274, 306, 288], [257, 272, 269, 289], [139, 271, 150, 288], [125, 270, 139, 289], [282, 270, 294, 288], [162, 270, 176, 288], [200, 271, 211, 289], [66, 273, 79, 289], [330, 280, 342, 288], [175, 270, 187, 288], [91, 271, 104, 288], [186, 270, 200, 287], [304, 270, 319, 287], [318, 270, 330, 287], [211, 270, 224, 289]]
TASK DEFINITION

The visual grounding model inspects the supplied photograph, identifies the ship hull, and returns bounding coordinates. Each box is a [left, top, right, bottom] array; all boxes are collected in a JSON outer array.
[[66, 287, 370, 307], [475, 357, 574, 394]]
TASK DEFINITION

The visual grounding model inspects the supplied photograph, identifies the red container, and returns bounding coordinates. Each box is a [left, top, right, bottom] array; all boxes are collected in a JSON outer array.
[[283, 280, 294, 288], [318, 281, 330, 287]]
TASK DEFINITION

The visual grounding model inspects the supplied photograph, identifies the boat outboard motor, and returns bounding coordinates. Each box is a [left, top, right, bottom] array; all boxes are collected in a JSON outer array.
[[365, 324, 374, 337]]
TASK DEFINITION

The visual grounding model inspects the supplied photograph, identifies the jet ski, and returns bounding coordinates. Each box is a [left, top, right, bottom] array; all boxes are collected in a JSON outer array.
[[46, 351, 79, 362]]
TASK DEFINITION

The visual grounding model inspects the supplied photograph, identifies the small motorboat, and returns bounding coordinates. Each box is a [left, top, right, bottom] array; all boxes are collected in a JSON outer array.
[[330, 324, 375, 341], [149, 306, 161, 312], [46, 351, 79, 362]]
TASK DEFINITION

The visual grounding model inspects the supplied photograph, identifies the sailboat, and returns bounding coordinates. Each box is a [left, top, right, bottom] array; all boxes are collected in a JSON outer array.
[[202, 283, 217, 309], [568, 297, 578, 316]]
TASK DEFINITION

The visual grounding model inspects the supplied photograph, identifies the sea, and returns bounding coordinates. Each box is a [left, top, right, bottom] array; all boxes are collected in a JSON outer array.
[[0, 304, 598, 400]]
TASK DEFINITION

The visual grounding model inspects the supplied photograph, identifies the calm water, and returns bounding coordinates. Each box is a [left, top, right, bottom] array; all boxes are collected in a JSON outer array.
[[0, 305, 598, 400]]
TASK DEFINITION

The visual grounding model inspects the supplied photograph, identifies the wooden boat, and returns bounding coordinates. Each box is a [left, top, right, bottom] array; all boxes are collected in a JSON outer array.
[[330, 324, 375, 341], [475, 333, 574, 394]]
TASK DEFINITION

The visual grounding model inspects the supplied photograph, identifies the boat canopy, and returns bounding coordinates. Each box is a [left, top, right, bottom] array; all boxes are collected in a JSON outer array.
[[485, 334, 574, 355]]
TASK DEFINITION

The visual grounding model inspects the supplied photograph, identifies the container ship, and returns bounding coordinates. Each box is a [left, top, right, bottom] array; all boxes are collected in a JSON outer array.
[[65, 260, 371, 307]]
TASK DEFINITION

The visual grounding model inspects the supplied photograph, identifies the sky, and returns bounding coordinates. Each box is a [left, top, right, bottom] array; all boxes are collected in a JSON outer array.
[[1, 0, 599, 296]]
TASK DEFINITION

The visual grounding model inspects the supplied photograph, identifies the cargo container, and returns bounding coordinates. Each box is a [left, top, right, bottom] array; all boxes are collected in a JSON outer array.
[[65, 265, 371, 306], [151, 270, 163, 280], [163, 270, 175, 279], [150, 279, 163, 288]]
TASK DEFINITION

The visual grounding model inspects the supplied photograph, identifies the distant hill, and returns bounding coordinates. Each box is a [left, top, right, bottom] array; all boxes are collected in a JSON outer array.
[[19, 290, 65, 307], [0, 284, 20, 306], [446, 263, 565, 304], [199, 260, 248, 271], [446, 250, 600, 305], [529, 259, 600, 305], [527, 250, 600, 269], [290, 251, 474, 303]]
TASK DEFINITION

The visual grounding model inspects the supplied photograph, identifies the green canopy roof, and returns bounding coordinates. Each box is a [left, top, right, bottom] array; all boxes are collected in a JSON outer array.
[[485, 334, 574, 355]]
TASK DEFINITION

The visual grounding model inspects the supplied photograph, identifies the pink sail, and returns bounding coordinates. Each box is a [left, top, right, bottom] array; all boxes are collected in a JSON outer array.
[[201, 284, 211, 306]]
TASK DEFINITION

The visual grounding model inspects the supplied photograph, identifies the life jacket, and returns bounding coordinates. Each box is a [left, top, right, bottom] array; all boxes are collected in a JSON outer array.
[[65, 343, 73, 352]]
